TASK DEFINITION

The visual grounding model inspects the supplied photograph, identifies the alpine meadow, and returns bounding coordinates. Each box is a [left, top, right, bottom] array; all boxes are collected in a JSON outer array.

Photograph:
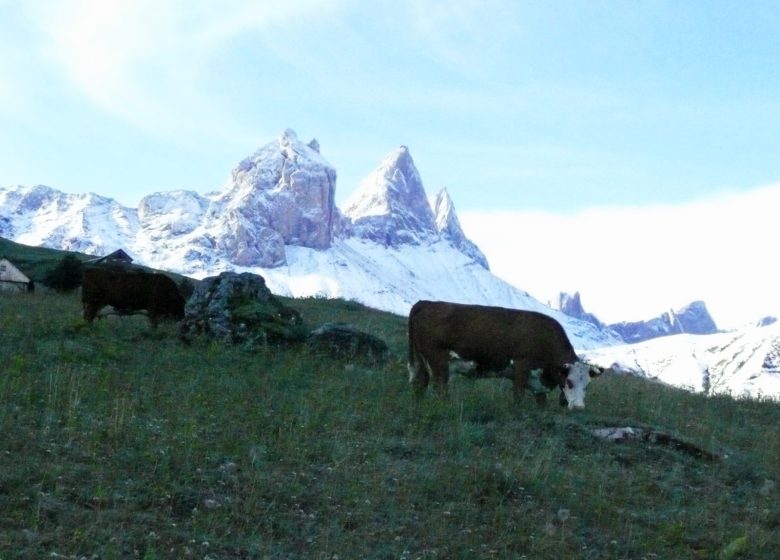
[[0, 240, 778, 559]]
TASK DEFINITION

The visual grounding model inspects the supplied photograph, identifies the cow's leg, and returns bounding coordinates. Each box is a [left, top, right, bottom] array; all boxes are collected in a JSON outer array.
[[409, 359, 430, 398], [429, 350, 450, 396], [511, 360, 531, 403], [83, 303, 98, 323]]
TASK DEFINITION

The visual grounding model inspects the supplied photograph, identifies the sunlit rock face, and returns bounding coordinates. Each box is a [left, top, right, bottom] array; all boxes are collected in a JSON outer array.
[[342, 146, 437, 247], [433, 188, 489, 270], [213, 129, 340, 266]]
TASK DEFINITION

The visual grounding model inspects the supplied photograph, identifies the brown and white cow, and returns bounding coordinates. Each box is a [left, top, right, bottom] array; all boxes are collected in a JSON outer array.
[[407, 300, 603, 409], [82, 264, 185, 327]]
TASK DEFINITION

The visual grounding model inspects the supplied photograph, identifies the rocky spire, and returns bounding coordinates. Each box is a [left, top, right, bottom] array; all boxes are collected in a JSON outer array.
[[213, 129, 339, 267], [556, 292, 604, 328], [433, 188, 489, 269], [342, 146, 436, 246]]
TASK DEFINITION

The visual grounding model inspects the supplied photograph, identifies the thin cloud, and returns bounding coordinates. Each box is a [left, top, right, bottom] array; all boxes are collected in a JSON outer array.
[[24, 0, 345, 142], [407, 0, 521, 75], [460, 184, 780, 329]]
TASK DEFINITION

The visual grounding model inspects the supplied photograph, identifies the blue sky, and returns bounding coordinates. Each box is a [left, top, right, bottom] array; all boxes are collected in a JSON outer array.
[[2, 1, 780, 327]]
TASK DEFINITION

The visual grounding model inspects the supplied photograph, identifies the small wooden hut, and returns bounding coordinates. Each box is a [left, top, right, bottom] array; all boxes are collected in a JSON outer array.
[[0, 258, 33, 292]]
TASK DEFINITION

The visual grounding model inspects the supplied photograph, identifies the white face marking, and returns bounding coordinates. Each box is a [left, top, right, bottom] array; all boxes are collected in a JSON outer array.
[[562, 362, 593, 409]]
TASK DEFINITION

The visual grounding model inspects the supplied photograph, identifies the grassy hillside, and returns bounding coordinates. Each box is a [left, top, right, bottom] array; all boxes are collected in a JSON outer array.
[[0, 239, 778, 558], [1, 289, 778, 560], [0, 237, 90, 283]]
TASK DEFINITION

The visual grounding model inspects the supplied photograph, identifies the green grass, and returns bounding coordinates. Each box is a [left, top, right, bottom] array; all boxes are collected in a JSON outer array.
[[0, 237, 89, 283], [1, 289, 779, 559]]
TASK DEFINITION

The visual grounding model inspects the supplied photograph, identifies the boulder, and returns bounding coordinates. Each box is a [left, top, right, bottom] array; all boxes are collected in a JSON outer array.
[[178, 271, 305, 345], [306, 322, 390, 365]]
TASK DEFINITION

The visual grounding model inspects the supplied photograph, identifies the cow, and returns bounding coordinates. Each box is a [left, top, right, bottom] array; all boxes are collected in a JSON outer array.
[[82, 265, 185, 327], [407, 300, 603, 409]]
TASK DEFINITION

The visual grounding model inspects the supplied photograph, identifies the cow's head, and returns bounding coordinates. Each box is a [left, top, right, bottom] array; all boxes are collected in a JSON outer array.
[[559, 362, 603, 409]]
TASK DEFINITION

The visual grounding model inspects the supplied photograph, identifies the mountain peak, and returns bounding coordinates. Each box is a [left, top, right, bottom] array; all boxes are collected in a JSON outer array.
[[212, 129, 339, 266], [555, 292, 606, 329], [608, 300, 719, 343], [673, 301, 718, 334], [279, 128, 298, 144], [342, 145, 435, 246], [433, 188, 489, 269]]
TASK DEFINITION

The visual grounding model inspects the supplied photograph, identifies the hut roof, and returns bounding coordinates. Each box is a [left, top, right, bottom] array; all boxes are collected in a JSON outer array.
[[88, 249, 133, 265]]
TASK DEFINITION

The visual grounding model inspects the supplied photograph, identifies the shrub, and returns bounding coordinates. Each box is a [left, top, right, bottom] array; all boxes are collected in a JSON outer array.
[[42, 254, 83, 292]]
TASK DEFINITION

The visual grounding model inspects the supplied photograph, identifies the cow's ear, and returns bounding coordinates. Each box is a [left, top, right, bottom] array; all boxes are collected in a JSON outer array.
[[589, 365, 604, 378]]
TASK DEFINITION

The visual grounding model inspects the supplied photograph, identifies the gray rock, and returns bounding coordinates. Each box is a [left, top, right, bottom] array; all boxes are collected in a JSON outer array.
[[306, 322, 390, 365], [178, 271, 304, 345]]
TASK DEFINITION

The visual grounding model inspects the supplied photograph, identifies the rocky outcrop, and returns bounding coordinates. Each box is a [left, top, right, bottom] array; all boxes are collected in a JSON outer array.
[[178, 272, 392, 363], [178, 272, 305, 345], [556, 293, 719, 345], [433, 188, 489, 270], [212, 129, 340, 267], [609, 300, 719, 344], [342, 146, 436, 246], [555, 292, 605, 329], [306, 323, 390, 365]]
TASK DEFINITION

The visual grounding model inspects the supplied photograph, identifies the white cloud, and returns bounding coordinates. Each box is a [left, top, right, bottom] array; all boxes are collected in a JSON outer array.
[[460, 184, 780, 329]]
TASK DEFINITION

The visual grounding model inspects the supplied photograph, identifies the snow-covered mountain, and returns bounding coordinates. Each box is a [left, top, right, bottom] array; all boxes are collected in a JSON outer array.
[[4, 129, 779, 397], [555, 291, 780, 398], [584, 322, 780, 400], [555, 292, 720, 343], [0, 129, 619, 350], [609, 300, 719, 343]]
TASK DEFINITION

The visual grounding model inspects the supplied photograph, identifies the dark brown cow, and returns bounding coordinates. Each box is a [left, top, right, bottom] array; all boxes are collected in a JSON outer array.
[[407, 300, 602, 409], [82, 265, 185, 327]]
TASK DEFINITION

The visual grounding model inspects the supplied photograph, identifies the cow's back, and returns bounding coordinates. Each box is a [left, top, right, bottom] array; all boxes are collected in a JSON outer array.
[[82, 265, 184, 322], [83, 265, 148, 309], [410, 300, 576, 368]]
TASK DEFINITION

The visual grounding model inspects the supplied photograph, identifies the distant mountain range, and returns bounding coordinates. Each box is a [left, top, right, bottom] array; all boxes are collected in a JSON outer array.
[[555, 292, 719, 343], [584, 321, 780, 400], [551, 293, 780, 399], [2, 129, 779, 398], [0, 129, 618, 349]]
